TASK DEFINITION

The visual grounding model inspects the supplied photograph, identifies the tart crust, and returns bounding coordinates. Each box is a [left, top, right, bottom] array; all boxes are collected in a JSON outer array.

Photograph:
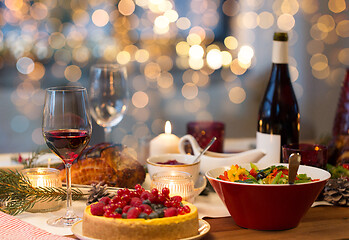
[[82, 202, 199, 240]]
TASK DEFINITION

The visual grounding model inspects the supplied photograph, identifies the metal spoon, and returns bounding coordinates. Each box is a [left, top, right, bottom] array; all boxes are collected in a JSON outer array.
[[191, 137, 217, 164], [288, 153, 301, 184]]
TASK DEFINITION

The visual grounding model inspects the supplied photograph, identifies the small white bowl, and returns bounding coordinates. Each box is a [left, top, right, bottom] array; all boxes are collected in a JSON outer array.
[[146, 154, 200, 183]]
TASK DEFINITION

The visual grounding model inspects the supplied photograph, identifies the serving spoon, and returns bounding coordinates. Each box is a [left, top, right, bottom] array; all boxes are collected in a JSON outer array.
[[288, 153, 301, 184], [191, 137, 217, 164]]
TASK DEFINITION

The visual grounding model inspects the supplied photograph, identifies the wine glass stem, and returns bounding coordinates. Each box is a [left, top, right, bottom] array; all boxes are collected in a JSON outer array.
[[104, 127, 112, 143], [64, 163, 74, 218]]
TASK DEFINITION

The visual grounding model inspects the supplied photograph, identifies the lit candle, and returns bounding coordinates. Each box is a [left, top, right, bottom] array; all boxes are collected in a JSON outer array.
[[22, 168, 62, 212], [150, 171, 195, 202], [149, 121, 180, 157]]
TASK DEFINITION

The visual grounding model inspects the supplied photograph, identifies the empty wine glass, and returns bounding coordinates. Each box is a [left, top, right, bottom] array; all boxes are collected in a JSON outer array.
[[42, 86, 92, 227], [89, 64, 129, 143]]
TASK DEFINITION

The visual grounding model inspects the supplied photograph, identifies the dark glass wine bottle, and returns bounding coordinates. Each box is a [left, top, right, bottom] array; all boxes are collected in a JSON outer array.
[[256, 32, 300, 163]]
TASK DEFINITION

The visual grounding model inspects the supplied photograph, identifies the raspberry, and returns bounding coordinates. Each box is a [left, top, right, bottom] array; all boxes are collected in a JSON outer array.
[[127, 207, 141, 219], [140, 191, 152, 200], [130, 197, 143, 207], [122, 205, 131, 213], [148, 193, 157, 203], [140, 204, 152, 214], [164, 207, 178, 217], [99, 196, 111, 205], [90, 202, 105, 216]]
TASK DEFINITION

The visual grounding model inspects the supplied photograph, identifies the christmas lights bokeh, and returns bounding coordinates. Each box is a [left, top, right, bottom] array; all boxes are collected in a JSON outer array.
[[0, 0, 348, 155]]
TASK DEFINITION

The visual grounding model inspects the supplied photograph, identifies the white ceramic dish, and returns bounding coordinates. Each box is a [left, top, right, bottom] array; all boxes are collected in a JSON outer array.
[[72, 219, 210, 240], [147, 153, 200, 183]]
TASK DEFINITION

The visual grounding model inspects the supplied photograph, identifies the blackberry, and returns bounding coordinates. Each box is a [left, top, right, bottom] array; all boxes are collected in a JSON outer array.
[[155, 208, 165, 218], [149, 212, 159, 219], [115, 207, 122, 214], [138, 212, 149, 219]]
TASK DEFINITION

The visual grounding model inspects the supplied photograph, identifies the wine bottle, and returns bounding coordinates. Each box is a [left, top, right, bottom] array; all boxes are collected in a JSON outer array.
[[256, 32, 300, 164]]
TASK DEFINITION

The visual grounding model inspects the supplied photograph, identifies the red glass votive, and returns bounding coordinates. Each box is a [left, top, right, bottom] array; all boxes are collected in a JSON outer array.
[[282, 143, 328, 169], [187, 121, 225, 153]]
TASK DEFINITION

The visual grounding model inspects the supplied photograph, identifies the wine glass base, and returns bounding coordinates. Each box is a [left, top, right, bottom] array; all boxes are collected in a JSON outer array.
[[47, 215, 81, 227]]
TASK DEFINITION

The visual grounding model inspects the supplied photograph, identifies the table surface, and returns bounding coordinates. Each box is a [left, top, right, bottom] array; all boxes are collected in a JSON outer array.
[[203, 206, 349, 240], [65, 206, 349, 239]]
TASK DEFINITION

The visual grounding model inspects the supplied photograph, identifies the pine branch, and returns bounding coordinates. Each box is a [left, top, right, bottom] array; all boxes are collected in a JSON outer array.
[[0, 170, 86, 215]]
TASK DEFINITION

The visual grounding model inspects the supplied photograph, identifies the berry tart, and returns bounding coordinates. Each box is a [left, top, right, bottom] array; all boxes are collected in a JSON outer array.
[[82, 184, 199, 240]]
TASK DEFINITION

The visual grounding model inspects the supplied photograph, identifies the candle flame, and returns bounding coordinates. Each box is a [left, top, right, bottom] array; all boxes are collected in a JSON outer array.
[[165, 121, 172, 134]]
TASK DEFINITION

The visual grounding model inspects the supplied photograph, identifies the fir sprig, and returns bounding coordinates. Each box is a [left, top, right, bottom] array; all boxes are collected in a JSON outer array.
[[0, 169, 85, 215]]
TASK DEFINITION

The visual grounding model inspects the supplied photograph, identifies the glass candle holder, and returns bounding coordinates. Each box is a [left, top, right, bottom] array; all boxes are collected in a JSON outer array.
[[22, 168, 62, 212], [282, 143, 328, 169], [187, 121, 225, 153], [150, 171, 195, 202]]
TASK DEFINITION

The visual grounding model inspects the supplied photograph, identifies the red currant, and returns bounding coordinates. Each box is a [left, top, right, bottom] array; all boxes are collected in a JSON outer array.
[[117, 189, 124, 196], [171, 196, 182, 203], [164, 200, 172, 208], [123, 188, 130, 196], [121, 194, 130, 203], [183, 205, 191, 213], [162, 187, 170, 196], [111, 195, 121, 204], [178, 207, 185, 215], [151, 188, 159, 196]]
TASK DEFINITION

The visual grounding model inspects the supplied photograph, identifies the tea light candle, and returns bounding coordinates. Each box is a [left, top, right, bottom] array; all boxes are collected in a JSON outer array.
[[22, 168, 62, 212], [150, 171, 195, 202], [149, 121, 180, 157]]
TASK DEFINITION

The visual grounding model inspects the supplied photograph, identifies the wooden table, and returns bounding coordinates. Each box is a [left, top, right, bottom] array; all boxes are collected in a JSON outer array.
[[67, 206, 349, 239], [203, 206, 349, 240]]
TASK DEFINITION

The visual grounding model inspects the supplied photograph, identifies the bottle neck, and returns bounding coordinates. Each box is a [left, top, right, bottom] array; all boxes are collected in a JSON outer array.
[[272, 40, 288, 64]]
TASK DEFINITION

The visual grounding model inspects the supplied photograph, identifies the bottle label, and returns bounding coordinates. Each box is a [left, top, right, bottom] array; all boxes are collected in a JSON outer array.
[[272, 41, 288, 64], [256, 131, 281, 164]]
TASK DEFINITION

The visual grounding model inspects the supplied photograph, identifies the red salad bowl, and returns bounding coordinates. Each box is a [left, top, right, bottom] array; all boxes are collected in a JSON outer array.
[[205, 163, 331, 230]]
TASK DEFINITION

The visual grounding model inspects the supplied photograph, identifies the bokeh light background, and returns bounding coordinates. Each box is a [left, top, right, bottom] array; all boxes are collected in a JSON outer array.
[[0, 0, 348, 155]]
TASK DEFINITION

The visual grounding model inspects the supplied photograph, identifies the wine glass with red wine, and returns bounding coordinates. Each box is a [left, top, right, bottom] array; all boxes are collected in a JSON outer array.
[[42, 86, 92, 227]]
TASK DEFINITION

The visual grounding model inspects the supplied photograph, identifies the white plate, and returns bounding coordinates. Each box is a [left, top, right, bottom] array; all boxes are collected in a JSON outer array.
[[0, 153, 24, 171], [72, 219, 210, 240]]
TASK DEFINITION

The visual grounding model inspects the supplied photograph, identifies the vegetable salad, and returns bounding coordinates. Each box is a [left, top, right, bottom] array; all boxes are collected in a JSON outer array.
[[218, 164, 318, 184]]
